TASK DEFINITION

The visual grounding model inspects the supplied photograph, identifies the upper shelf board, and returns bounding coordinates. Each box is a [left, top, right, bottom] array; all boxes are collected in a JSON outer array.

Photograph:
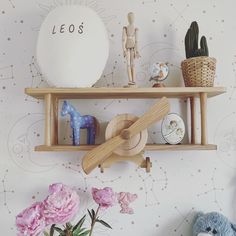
[[25, 87, 226, 99]]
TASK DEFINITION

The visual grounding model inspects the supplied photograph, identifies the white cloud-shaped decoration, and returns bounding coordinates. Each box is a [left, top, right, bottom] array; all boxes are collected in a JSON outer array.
[[37, 6, 109, 87]]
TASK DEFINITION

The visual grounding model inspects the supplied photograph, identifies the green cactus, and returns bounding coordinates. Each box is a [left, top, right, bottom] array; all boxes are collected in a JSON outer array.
[[200, 36, 209, 56], [191, 21, 199, 52], [184, 21, 209, 59], [185, 28, 193, 58]]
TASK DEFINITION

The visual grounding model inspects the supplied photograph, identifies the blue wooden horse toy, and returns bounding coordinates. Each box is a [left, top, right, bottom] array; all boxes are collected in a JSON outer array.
[[61, 101, 99, 146]]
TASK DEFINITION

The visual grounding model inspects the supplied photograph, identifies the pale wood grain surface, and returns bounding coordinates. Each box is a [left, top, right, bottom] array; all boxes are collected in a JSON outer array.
[[200, 92, 208, 145], [190, 97, 196, 144], [120, 97, 169, 139], [82, 135, 125, 174], [105, 114, 148, 156], [82, 98, 169, 174], [35, 144, 217, 151], [44, 94, 58, 146], [25, 87, 226, 99]]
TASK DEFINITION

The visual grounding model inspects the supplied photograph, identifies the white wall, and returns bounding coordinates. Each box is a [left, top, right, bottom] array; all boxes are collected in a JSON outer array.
[[0, 0, 236, 235]]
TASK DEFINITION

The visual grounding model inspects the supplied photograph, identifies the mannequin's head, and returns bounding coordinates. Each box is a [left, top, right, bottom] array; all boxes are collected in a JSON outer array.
[[128, 12, 135, 24]]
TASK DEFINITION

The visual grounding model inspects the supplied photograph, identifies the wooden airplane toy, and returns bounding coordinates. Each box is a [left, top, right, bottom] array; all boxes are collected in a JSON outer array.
[[82, 97, 170, 175]]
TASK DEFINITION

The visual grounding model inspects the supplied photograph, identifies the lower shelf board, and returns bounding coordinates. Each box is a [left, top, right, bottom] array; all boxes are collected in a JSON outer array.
[[35, 144, 217, 152]]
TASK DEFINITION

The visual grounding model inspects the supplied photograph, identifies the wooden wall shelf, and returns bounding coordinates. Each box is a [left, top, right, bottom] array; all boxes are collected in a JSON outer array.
[[35, 144, 217, 152], [25, 87, 226, 99], [25, 87, 226, 156]]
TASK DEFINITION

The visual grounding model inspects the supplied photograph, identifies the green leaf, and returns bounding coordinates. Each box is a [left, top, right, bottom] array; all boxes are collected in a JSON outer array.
[[87, 209, 93, 220], [91, 209, 95, 219], [53, 226, 65, 235], [73, 230, 79, 236], [73, 215, 86, 232], [73, 227, 87, 235], [96, 219, 112, 229], [73, 227, 90, 236], [78, 230, 90, 236], [73, 227, 82, 235], [44, 231, 50, 236], [50, 224, 56, 236]]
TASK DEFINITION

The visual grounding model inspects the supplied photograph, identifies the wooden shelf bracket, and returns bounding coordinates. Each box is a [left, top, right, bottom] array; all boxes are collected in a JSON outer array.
[[190, 96, 196, 144], [200, 92, 208, 145], [44, 93, 59, 146]]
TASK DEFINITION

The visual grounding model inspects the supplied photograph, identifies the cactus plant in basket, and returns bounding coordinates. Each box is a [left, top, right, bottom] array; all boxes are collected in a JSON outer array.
[[181, 21, 216, 87]]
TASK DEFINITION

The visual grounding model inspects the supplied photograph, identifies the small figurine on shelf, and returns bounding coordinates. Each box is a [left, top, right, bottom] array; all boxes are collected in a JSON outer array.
[[61, 101, 99, 146], [122, 12, 140, 87], [161, 113, 185, 145], [149, 62, 169, 87]]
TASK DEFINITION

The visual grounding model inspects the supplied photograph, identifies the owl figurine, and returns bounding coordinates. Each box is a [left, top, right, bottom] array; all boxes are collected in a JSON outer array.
[[149, 62, 169, 87]]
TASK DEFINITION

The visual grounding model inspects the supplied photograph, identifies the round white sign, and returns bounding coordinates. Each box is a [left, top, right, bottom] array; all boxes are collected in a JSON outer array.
[[161, 113, 185, 145], [37, 6, 109, 87]]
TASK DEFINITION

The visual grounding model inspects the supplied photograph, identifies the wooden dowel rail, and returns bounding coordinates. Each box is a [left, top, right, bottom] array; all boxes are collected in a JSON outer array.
[[44, 93, 58, 146], [200, 92, 208, 145], [190, 97, 196, 144]]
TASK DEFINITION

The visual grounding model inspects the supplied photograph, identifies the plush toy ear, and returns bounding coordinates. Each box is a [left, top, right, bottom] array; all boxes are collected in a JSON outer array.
[[193, 211, 205, 223], [196, 212, 205, 218]]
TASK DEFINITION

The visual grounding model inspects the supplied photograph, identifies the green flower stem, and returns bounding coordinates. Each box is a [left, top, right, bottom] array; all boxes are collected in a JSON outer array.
[[65, 224, 72, 236], [89, 206, 100, 236], [66, 231, 72, 236]]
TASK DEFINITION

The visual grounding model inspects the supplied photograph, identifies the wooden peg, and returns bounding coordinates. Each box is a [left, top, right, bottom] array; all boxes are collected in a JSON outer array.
[[146, 157, 152, 173], [200, 92, 208, 145], [190, 97, 196, 144], [44, 94, 58, 146], [140, 157, 152, 173]]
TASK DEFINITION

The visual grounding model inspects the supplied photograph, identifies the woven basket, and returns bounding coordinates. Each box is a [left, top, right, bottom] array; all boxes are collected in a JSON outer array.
[[181, 56, 216, 87]]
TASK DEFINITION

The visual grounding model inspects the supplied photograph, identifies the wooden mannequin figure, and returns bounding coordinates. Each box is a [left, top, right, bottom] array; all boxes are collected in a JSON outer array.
[[122, 12, 140, 87]]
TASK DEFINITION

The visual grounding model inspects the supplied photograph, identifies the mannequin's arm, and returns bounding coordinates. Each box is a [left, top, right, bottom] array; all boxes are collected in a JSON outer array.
[[135, 28, 140, 58], [122, 27, 127, 57]]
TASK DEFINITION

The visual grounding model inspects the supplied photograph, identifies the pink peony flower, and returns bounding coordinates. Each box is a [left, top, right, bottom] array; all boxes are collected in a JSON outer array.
[[43, 183, 80, 225], [117, 192, 138, 214], [92, 187, 116, 209], [16, 202, 46, 236]]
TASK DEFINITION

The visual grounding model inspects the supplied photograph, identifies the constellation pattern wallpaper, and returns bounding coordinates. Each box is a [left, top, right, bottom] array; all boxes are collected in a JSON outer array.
[[0, 0, 235, 235]]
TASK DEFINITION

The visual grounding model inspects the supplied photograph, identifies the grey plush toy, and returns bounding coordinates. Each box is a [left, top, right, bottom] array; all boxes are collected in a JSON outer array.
[[193, 212, 236, 236]]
